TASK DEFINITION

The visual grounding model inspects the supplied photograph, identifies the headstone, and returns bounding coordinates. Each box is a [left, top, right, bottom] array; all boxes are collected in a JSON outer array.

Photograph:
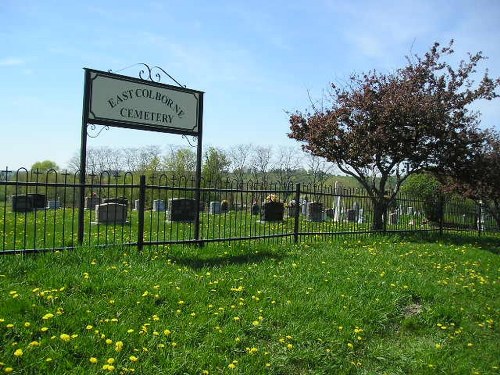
[[325, 208, 335, 219], [209, 201, 221, 214], [389, 212, 399, 225], [96, 203, 128, 224], [153, 199, 166, 212], [308, 202, 323, 222], [133, 199, 140, 211], [46, 200, 61, 209], [103, 197, 128, 209], [12, 195, 33, 212], [357, 208, 364, 224], [346, 209, 357, 222], [28, 194, 46, 209], [167, 198, 196, 222], [261, 201, 284, 222], [301, 199, 308, 215], [407, 206, 414, 215], [85, 196, 101, 210], [220, 200, 229, 213], [251, 203, 260, 215]]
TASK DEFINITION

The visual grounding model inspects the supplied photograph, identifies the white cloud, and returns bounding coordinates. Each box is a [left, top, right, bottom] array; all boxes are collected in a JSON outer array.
[[0, 58, 25, 66]]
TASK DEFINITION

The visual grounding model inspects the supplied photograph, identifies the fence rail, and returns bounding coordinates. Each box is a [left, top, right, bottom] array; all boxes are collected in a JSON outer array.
[[1, 168, 497, 254]]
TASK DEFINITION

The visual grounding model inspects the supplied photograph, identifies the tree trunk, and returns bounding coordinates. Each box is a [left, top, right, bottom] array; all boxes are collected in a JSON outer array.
[[372, 199, 387, 231]]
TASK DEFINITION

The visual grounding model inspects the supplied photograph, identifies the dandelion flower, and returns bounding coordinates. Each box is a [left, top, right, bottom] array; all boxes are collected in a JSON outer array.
[[115, 341, 123, 352], [42, 313, 54, 320], [60, 334, 71, 342], [14, 349, 23, 357], [129, 355, 138, 362], [89, 357, 98, 364], [4, 368, 13, 373], [105, 339, 113, 345], [28, 341, 40, 347]]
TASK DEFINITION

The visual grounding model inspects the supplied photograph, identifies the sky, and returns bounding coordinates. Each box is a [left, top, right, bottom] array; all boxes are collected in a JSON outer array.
[[1, 0, 499, 170]]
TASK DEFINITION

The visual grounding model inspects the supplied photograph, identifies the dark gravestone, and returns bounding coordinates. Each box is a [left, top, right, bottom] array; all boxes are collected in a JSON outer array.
[[325, 208, 335, 219], [261, 202, 284, 222], [12, 195, 33, 212], [251, 203, 260, 215], [347, 209, 357, 222], [96, 203, 128, 224], [103, 197, 128, 209], [168, 198, 196, 222], [308, 202, 323, 222], [28, 194, 46, 209]]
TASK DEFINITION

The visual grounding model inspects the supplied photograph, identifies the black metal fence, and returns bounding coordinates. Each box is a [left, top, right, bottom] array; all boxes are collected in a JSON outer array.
[[1, 168, 497, 254]]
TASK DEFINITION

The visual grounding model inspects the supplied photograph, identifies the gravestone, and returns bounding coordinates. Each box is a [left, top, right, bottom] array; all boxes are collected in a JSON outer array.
[[346, 209, 357, 222], [46, 200, 61, 209], [308, 202, 323, 222], [103, 197, 128, 209], [209, 201, 221, 214], [133, 199, 140, 211], [389, 212, 399, 225], [153, 199, 166, 212], [251, 203, 260, 215], [407, 206, 414, 215], [85, 196, 101, 210], [325, 208, 335, 219], [96, 203, 128, 224], [167, 198, 196, 222], [12, 195, 33, 212], [261, 201, 284, 222], [357, 208, 365, 224], [28, 194, 46, 209]]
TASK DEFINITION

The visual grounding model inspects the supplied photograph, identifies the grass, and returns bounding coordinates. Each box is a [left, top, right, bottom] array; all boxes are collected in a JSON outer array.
[[0, 234, 499, 374]]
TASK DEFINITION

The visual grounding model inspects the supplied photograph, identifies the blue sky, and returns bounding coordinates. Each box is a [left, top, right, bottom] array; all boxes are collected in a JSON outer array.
[[1, 0, 499, 169]]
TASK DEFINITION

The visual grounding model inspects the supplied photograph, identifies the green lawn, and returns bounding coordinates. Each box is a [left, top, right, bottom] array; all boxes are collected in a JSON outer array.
[[0, 234, 498, 374]]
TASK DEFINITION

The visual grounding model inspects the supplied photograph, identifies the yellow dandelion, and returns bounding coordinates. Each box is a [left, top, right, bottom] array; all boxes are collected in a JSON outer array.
[[115, 341, 124, 352], [228, 363, 236, 369], [89, 357, 98, 364], [347, 343, 354, 349], [60, 334, 71, 342], [42, 313, 54, 320], [14, 349, 23, 357], [24, 322, 31, 328], [86, 325, 93, 330], [28, 341, 40, 347], [435, 343, 442, 349], [105, 339, 113, 345], [40, 327, 49, 332], [129, 355, 138, 362], [163, 329, 172, 336], [4, 368, 14, 374]]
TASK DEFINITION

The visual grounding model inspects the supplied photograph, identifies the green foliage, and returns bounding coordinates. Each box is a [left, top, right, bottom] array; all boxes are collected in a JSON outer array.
[[0, 235, 499, 374], [402, 173, 445, 223], [31, 160, 60, 172]]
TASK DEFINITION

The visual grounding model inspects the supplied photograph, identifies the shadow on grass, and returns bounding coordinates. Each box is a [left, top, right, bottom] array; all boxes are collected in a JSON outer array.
[[167, 250, 287, 270], [391, 231, 500, 255]]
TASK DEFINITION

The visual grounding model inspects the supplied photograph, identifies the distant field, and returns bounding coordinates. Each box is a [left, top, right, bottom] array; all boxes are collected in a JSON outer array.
[[0, 233, 498, 374]]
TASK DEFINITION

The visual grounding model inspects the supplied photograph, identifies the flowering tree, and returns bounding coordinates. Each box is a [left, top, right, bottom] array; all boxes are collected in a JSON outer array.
[[289, 41, 499, 230], [443, 131, 500, 229]]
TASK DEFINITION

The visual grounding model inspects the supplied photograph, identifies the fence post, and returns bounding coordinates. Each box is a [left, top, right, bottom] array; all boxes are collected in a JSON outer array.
[[439, 196, 444, 236], [294, 183, 300, 243], [477, 202, 482, 237], [137, 175, 146, 251]]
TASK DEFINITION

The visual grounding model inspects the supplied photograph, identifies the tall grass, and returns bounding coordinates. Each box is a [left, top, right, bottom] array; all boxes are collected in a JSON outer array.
[[0, 234, 498, 374]]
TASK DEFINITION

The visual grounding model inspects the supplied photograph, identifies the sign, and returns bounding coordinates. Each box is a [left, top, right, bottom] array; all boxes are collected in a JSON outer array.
[[83, 68, 203, 135]]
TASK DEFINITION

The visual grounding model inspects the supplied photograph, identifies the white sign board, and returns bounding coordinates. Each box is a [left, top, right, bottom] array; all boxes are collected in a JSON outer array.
[[84, 69, 202, 135]]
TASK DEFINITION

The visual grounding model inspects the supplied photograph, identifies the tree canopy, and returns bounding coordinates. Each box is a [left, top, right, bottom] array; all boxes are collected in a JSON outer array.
[[289, 40, 500, 230]]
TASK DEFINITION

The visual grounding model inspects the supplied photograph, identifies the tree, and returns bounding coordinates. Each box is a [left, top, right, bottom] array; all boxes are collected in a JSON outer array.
[[401, 172, 446, 224], [250, 145, 273, 184], [163, 146, 196, 181], [202, 146, 230, 183], [228, 144, 253, 184], [443, 130, 500, 229], [31, 160, 59, 172], [289, 40, 499, 230]]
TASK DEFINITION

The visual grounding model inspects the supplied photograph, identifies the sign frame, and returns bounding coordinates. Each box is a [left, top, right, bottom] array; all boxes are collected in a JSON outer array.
[[82, 68, 203, 136]]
